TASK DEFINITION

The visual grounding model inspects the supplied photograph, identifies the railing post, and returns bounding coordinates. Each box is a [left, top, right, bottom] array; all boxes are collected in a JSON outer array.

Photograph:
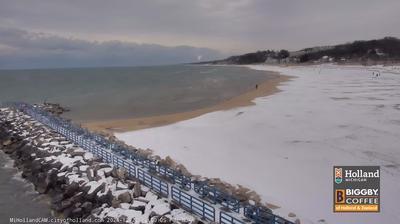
[[179, 187, 182, 204], [202, 201, 205, 220], [150, 175, 153, 190]]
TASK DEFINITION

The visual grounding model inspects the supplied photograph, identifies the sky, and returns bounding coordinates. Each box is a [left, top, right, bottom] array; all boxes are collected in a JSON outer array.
[[0, 0, 399, 69]]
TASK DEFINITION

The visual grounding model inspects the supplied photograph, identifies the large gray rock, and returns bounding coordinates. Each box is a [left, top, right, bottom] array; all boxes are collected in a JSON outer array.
[[96, 163, 112, 169], [31, 159, 44, 172], [60, 198, 73, 211], [2, 139, 13, 146], [63, 182, 80, 198], [133, 182, 142, 198], [90, 207, 104, 216], [86, 168, 95, 181], [85, 182, 106, 200], [81, 202, 93, 213], [69, 192, 84, 204], [112, 168, 127, 181], [69, 150, 86, 157], [71, 207, 83, 218], [36, 172, 49, 194], [97, 189, 113, 205], [125, 180, 136, 189], [117, 191, 132, 203], [45, 168, 58, 187], [111, 198, 121, 208], [130, 200, 147, 213], [3, 141, 23, 153]]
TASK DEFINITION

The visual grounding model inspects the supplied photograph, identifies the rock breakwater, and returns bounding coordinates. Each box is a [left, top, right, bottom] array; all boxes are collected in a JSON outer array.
[[0, 108, 197, 224]]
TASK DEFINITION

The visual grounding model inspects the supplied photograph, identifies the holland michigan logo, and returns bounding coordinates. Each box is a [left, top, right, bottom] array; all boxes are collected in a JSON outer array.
[[333, 166, 380, 212], [335, 168, 342, 184]]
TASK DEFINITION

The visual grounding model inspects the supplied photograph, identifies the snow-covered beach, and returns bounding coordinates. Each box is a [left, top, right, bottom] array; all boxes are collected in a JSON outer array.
[[116, 64, 400, 224]]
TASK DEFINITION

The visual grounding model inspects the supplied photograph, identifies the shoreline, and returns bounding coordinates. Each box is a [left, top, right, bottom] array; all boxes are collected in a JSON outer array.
[[115, 64, 400, 223], [0, 107, 199, 223], [83, 70, 292, 133]]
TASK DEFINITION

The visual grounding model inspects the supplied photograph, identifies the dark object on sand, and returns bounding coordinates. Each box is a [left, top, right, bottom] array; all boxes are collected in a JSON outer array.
[[372, 71, 381, 77]]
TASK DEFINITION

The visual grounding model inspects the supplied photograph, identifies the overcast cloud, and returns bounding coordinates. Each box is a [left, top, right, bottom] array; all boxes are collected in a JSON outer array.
[[0, 0, 399, 68], [0, 27, 222, 69]]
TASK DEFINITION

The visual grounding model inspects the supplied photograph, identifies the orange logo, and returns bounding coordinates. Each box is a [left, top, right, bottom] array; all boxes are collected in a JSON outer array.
[[335, 189, 345, 203], [335, 168, 342, 184]]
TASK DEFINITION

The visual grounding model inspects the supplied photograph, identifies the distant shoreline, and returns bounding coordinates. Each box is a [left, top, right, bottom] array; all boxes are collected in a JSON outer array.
[[83, 69, 291, 133]]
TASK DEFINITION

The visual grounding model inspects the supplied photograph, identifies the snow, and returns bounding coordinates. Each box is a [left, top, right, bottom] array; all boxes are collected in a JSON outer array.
[[84, 152, 94, 161], [116, 181, 128, 189], [170, 209, 196, 223], [145, 191, 158, 201], [112, 189, 130, 197], [131, 200, 147, 207], [116, 64, 400, 224], [86, 181, 103, 194], [79, 165, 89, 172], [66, 173, 86, 185], [57, 171, 66, 177], [120, 203, 131, 209], [97, 167, 112, 178], [147, 199, 171, 215], [46, 154, 85, 170]]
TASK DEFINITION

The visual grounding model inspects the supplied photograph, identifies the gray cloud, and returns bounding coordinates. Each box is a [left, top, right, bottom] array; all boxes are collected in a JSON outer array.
[[0, 27, 222, 69], [0, 0, 399, 68]]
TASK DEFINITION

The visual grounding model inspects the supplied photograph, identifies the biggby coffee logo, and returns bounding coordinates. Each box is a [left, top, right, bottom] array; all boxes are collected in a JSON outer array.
[[335, 189, 345, 203], [335, 168, 342, 184], [333, 166, 380, 212]]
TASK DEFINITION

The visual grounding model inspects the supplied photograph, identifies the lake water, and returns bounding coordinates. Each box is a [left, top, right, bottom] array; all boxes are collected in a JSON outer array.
[[0, 151, 52, 223], [0, 65, 273, 122], [0, 64, 273, 220]]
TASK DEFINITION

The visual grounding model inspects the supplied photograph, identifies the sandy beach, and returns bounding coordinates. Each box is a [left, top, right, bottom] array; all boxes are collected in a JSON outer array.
[[116, 64, 400, 224], [83, 70, 290, 132]]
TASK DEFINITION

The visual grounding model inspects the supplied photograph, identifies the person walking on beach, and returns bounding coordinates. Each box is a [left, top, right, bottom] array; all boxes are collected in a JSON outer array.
[[255, 84, 258, 89], [373, 71, 381, 78]]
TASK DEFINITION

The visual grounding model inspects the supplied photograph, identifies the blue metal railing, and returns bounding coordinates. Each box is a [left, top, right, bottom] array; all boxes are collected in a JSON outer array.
[[244, 205, 294, 224], [171, 186, 215, 222], [194, 180, 241, 212], [138, 168, 169, 197], [2, 102, 296, 224], [113, 155, 136, 177], [158, 165, 192, 190], [220, 211, 245, 224]]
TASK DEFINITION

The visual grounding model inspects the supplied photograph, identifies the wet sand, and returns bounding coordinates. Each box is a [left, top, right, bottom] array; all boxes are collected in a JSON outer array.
[[83, 71, 291, 133]]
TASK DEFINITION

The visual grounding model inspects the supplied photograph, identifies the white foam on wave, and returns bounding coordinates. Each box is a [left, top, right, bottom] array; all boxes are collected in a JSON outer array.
[[0, 151, 14, 169]]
